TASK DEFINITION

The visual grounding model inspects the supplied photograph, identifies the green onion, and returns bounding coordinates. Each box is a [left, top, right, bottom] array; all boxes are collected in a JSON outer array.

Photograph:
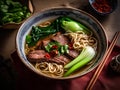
[[45, 44, 52, 52], [63, 45, 69, 54], [45, 41, 69, 55], [64, 46, 95, 76], [60, 46, 64, 54]]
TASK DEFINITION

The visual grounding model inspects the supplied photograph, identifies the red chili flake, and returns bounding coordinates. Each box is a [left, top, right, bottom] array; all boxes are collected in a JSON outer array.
[[92, 0, 112, 13], [44, 53, 51, 59], [68, 42, 74, 50], [52, 45, 58, 49]]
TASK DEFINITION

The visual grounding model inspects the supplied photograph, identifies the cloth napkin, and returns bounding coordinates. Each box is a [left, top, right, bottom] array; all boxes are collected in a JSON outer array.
[[10, 44, 120, 90]]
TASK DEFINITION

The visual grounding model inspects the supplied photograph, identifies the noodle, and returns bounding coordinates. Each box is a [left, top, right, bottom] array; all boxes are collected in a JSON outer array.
[[39, 21, 51, 27], [25, 17, 98, 77], [66, 31, 97, 51], [35, 62, 64, 77], [25, 44, 36, 55]]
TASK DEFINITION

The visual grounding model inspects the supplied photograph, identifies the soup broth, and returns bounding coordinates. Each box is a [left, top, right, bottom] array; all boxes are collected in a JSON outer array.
[[25, 16, 97, 77]]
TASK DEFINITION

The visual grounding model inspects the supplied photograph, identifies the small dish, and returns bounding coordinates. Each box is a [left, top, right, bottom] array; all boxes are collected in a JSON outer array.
[[0, 0, 33, 30], [89, 0, 118, 15]]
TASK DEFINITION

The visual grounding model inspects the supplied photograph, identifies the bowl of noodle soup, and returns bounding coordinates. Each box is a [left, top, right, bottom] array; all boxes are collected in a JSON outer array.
[[16, 7, 108, 79]]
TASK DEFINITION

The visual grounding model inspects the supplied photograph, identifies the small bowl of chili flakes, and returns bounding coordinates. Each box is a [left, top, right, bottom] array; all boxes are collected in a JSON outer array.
[[89, 0, 118, 15]]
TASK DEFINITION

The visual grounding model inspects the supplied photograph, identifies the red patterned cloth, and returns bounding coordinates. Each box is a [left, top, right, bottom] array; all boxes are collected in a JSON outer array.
[[11, 45, 120, 90]]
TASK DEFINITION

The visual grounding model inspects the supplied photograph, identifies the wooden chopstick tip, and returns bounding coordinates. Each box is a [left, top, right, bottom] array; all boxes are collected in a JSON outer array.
[[86, 31, 120, 90]]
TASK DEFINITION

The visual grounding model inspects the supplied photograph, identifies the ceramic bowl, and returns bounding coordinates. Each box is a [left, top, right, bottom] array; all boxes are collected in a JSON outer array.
[[16, 7, 108, 79], [89, 0, 118, 15], [0, 0, 33, 30]]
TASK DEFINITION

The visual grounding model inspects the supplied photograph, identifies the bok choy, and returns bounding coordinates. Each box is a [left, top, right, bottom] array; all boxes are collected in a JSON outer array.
[[64, 46, 95, 77], [60, 17, 91, 34]]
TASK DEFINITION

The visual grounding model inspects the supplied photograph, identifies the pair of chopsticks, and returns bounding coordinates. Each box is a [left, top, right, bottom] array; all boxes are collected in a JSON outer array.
[[86, 31, 120, 90]]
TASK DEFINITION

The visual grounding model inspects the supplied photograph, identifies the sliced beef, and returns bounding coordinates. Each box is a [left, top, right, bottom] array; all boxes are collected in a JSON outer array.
[[27, 50, 46, 62], [35, 55, 71, 65], [37, 34, 54, 49], [42, 39, 51, 47], [52, 55, 71, 65], [67, 50, 80, 59], [27, 49, 72, 66], [41, 35, 53, 49], [51, 32, 69, 45]]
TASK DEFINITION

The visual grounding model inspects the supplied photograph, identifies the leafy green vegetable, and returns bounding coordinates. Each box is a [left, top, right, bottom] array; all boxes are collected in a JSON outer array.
[[26, 18, 62, 46], [0, 0, 31, 25], [26, 35, 32, 44], [64, 46, 95, 69], [62, 20, 83, 32], [64, 46, 95, 76], [60, 16, 91, 34]]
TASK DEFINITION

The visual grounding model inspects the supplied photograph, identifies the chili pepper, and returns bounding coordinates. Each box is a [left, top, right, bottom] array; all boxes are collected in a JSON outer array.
[[44, 53, 51, 59], [52, 45, 58, 49], [68, 42, 74, 50]]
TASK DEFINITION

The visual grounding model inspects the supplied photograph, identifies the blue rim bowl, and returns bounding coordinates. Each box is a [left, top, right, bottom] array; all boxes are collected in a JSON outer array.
[[16, 7, 108, 80]]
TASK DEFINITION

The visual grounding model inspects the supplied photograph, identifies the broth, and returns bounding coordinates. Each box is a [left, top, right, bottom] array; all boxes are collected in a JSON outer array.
[[25, 16, 97, 77]]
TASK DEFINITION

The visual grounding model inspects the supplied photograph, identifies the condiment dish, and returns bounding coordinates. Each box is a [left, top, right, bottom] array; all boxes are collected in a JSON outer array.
[[89, 0, 118, 15], [0, 0, 33, 30]]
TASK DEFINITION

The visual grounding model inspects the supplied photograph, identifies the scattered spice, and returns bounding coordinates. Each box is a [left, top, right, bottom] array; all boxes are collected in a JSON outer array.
[[92, 0, 112, 13]]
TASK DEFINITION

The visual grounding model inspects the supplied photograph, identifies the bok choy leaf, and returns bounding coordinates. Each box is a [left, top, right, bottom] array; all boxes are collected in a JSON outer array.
[[64, 46, 96, 76], [60, 17, 91, 34]]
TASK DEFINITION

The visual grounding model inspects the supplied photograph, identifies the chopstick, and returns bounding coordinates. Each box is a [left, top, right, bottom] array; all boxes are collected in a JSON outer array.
[[28, 0, 34, 13], [86, 31, 120, 90]]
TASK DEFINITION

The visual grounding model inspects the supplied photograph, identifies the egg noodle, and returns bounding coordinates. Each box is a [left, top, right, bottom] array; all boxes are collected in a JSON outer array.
[[66, 31, 97, 51], [35, 62, 64, 77], [25, 18, 97, 77]]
